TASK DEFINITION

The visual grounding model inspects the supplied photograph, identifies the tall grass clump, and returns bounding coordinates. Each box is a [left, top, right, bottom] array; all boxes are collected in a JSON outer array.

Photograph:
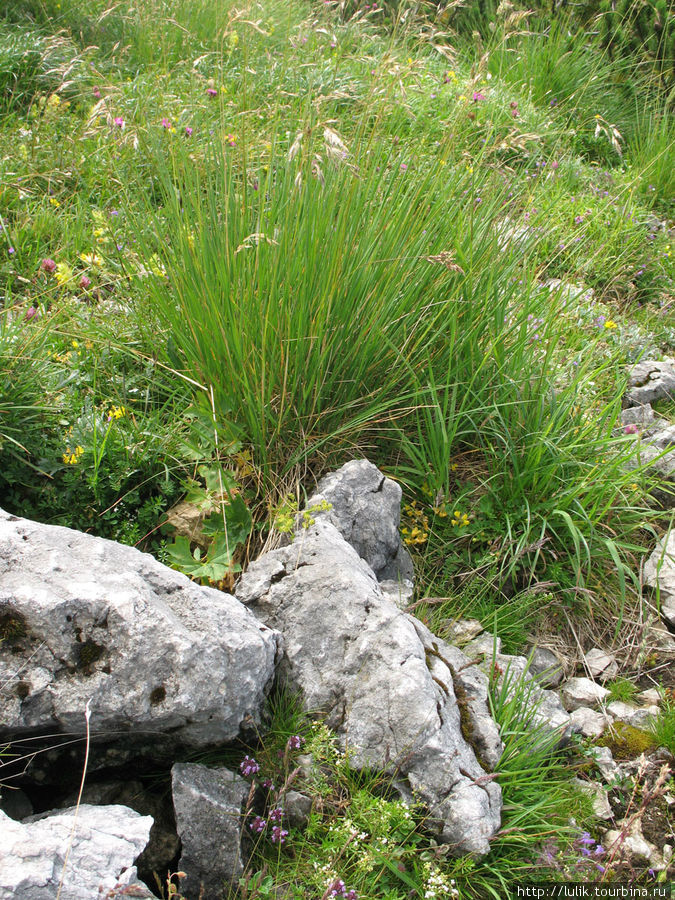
[[127, 129, 527, 481]]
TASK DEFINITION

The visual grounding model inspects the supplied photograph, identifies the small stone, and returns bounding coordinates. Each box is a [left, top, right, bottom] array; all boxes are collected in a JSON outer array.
[[607, 701, 659, 729], [583, 648, 618, 682], [569, 707, 613, 739], [527, 646, 564, 688], [464, 632, 502, 658], [621, 404, 655, 429], [592, 746, 619, 783], [645, 532, 675, 628], [604, 820, 664, 869], [572, 778, 613, 820], [638, 688, 661, 706], [561, 677, 610, 711], [442, 618, 484, 646], [625, 359, 675, 407], [284, 790, 312, 829]]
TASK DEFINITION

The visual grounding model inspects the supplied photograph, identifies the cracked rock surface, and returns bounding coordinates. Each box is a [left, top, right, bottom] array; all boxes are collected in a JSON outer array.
[[236, 519, 502, 856], [0, 804, 154, 900], [0, 509, 279, 749], [305, 459, 414, 583], [625, 359, 675, 407]]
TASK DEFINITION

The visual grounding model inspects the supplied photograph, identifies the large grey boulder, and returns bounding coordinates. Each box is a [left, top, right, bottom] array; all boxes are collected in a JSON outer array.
[[625, 359, 675, 407], [645, 531, 675, 630], [236, 519, 502, 857], [0, 509, 278, 749], [305, 459, 414, 582], [0, 803, 154, 899], [171, 763, 249, 900]]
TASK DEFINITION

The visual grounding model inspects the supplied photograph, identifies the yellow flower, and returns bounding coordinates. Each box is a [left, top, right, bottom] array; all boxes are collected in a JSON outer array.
[[604, 320, 618, 329], [47, 93, 61, 109], [49, 198, 61, 208], [62, 445, 84, 465], [55, 262, 73, 286], [108, 405, 127, 420], [71, 340, 79, 349]]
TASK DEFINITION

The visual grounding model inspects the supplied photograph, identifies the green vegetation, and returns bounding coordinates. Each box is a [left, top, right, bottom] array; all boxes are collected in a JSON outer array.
[[1, 0, 673, 892]]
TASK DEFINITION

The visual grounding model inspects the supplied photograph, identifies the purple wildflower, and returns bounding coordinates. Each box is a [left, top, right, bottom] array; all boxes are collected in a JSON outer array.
[[270, 826, 288, 844], [268, 807, 283, 824], [161, 117, 172, 129], [262, 778, 274, 790], [41, 258, 57, 273], [472, 91, 486, 102], [574, 215, 584, 225], [239, 755, 260, 778], [80, 275, 92, 290], [249, 816, 267, 834], [8, 247, 15, 255], [114, 116, 124, 128], [93, 87, 101, 99], [287, 735, 305, 751], [24, 306, 38, 321], [185, 126, 193, 136], [206, 87, 218, 97]]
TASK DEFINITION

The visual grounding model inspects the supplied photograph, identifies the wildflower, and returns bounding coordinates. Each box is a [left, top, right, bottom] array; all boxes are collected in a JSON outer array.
[[451, 510, 470, 527], [269, 826, 288, 844], [7, 247, 15, 255], [93, 87, 101, 99], [161, 117, 172, 129], [249, 816, 266, 834], [41, 258, 57, 273], [184, 126, 193, 137], [63, 445, 84, 465], [107, 405, 127, 421], [444, 70, 457, 83], [551, 160, 559, 169], [206, 87, 218, 97], [55, 262, 73, 287], [239, 755, 260, 777], [472, 91, 486, 102], [261, 778, 274, 790], [287, 734, 304, 750], [49, 198, 61, 208], [604, 319, 617, 329], [80, 275, 91, 290], [47, 93, 61, 109], [268, 807, 283, 824], [24, 306, 38, 321], [400, 163, 408, 171], [72, 340, 79, 349], [574, 215, 584, 225], [113, 116, 124, 128]]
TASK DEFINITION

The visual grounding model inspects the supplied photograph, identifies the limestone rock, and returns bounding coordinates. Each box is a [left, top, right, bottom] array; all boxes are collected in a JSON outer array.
[[569, 707, 613, 739], [607, 701, 659, 729], [0, 509, 278, 751], [584, 648, 618, 682], [625, 359, 675, 407], [527, 646, 564, 688], [0, 804, 154, 899], [645, 531, 675, 629], [304, 459, 414, 582], [635, 425, 675, 508], [379, 579, 414, 610], [591, 746, 619, 783], [561, 677, 610, 712], [236, 519, 502, 857], [621, 404, 655, 429], [284, 791, 312, 829], [442, 618, 484, 646], [464, 633, 502, 658], [482, 653, 573, 744], [573, 779, 613, 820], [172, 763, 249, 900], [638, 689, 661, 706]]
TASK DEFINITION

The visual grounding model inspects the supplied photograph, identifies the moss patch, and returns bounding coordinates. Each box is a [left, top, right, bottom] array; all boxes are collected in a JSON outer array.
[[596, 721, 656, 760]]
